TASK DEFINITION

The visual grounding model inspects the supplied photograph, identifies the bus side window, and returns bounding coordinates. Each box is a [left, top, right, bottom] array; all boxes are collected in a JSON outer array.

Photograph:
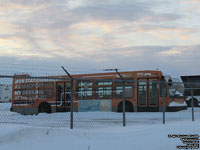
[[115, 86, 133, 99]]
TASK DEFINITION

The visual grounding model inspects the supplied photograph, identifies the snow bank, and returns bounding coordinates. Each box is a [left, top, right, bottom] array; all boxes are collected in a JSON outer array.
[[0, 120, 200, 150], [0, 104, 200, 150]]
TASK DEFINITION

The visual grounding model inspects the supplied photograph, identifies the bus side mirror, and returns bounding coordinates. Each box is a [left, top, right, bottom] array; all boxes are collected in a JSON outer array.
[[161, 76, 165, 81], [168, 78, 173, 86]]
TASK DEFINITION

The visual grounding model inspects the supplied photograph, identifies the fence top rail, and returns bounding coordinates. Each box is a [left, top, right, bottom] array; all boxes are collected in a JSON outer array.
[[0, 75, 70, 81], [1, 75, 200, 85]]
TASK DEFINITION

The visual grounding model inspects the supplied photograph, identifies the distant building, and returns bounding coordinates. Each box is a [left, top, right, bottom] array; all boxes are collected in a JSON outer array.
[[0, 84, 12, 102]]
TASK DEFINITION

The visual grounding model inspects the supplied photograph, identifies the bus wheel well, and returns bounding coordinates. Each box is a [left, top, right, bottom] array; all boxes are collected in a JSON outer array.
[[187, 98, 198, 107], [38, 102, 52, 113], [118, 101, 134, 112]]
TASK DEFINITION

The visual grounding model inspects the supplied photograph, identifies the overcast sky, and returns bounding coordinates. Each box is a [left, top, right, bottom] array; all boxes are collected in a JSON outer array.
[[0, 0, 200, 76]]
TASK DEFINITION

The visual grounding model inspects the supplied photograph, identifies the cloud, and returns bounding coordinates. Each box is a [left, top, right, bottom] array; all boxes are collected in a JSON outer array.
[[0, 44, 200, 76], [136, 25, 196, 41], [182, 0, 200, 5], [71, 1, 181, 22], [181, 0, 200, 14], [0, 0, 187, 50], [158, 47, 181, 56], [157, 45, 200, 63], [0, 0, 200, 76]]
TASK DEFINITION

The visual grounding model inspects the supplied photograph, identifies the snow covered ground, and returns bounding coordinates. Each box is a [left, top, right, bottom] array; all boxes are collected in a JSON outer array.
[[0, 103, 200, 150]]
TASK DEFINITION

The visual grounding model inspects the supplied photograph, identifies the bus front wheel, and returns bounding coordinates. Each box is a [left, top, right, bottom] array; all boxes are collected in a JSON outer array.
[[187, 99, 198, 107], [118, 101, 134, 112]]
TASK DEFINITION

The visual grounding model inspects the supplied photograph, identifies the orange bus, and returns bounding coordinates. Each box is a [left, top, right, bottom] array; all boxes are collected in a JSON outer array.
[[11, 70, 187, 114]]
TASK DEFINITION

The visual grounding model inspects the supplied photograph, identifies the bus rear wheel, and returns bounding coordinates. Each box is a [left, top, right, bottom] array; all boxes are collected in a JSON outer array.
[[118, 101, 134, 112], [38, 103, 52, 114]]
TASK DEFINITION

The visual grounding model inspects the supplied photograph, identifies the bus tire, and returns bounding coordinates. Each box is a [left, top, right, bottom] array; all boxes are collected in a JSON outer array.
[[118, 101, 134, 112], [38, 102, 52, 114], [187, 99, 198, 107]]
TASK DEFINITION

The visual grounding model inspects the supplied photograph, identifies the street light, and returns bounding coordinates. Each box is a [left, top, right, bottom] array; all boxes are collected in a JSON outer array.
[[104, 68, 126, 127]]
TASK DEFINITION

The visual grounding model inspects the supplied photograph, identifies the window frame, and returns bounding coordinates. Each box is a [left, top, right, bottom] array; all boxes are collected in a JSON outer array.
[[96, 86, 113, 99], [76, 80, 94, 99], [114, 85, 134, 99]]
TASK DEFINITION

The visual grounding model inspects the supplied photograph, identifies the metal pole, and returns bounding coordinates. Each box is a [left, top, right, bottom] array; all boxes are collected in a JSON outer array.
[[103, 68, 126, 127], [114, 69, 126, 127], [70, 78, 74, 129], [122, 80, 126, 126], [61, 66, 74, 129], [191, 88, 194, 122], [161, 81, 165, 124]]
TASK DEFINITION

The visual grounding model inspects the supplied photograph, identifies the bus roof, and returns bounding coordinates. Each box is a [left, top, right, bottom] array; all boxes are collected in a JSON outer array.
[[59, 70, 163, 79]]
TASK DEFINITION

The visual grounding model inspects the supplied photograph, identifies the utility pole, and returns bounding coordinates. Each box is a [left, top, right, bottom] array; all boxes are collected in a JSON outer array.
[[104, 68, 126, 127], [62, 66, 74, 129], [161, 77, 166, 124]]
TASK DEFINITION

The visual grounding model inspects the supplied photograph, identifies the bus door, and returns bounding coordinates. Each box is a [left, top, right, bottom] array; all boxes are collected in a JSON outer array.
[[56, 82, 71, 111], [137, 78, 159, 112]]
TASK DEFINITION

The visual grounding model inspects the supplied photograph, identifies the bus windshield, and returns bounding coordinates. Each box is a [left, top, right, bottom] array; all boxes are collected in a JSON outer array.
[[168, 79, 184, 98]]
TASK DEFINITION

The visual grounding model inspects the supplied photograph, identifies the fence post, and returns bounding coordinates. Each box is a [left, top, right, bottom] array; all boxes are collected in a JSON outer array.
[[161, 81, 165, 124], [122, 80, 126, 127], [191, 88, 194, 122], [61, 66, 74, 129], [104, 68, 126, 127], [70, 78, 74, 129]]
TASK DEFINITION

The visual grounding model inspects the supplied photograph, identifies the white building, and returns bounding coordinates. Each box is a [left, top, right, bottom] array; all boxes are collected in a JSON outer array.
[[0, 84, 12, 102]]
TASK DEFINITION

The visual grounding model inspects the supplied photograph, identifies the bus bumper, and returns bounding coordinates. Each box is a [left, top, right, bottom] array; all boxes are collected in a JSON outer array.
[[166, 106, 187, 112], [11, 107, 38, 115]]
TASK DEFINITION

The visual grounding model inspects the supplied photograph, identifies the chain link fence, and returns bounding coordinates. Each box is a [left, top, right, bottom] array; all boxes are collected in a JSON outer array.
[[0, 74, 200, 130], [0, 75, 71, 128]]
